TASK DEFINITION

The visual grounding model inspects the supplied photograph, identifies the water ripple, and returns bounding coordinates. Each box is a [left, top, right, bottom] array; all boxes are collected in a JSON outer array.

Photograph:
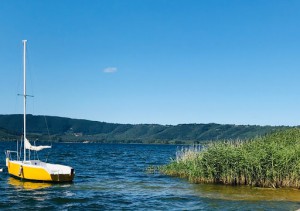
[[0, 142, 300, 210]]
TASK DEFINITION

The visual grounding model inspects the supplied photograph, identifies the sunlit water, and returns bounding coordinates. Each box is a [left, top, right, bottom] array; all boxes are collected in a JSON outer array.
[[1, 142, 300, 210]]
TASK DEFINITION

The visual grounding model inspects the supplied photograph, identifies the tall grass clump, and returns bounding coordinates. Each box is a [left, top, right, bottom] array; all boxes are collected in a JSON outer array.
[[160, 128, 300, 188]]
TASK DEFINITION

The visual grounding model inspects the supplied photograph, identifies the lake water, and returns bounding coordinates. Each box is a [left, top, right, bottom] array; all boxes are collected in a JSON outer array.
[[0, 141, 300, 210]]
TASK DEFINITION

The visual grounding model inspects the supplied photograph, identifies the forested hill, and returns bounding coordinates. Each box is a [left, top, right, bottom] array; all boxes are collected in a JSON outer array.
[[0, 114, 288, 144]]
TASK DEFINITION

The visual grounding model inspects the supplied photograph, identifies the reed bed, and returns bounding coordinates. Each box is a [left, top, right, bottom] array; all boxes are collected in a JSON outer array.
[[160, 128, 300, 188]]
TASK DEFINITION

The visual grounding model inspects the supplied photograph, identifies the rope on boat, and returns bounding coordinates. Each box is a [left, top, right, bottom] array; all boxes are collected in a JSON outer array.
[[18, 165, 23, 177]]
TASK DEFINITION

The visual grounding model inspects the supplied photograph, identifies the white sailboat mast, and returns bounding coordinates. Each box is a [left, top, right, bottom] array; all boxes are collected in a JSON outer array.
[[23, 40, 27, 161]]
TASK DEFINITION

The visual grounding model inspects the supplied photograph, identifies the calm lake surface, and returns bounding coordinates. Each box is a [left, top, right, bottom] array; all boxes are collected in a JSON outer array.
[[1, 141, 300, 210]]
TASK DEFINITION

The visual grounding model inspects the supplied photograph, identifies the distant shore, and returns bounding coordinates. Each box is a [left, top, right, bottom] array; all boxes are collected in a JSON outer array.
[[0, 114, 289, 145]]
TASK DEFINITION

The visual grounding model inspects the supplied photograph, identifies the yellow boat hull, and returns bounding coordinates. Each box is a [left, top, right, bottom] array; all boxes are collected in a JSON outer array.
[[7, 159, 74, 182]]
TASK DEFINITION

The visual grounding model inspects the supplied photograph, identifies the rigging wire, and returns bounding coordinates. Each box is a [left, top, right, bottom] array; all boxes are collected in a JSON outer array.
[[19, 135, 23, 161], [44, 115, 52, 162]]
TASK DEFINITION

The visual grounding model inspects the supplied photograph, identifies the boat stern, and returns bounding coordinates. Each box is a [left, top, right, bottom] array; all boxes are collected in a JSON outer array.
[[46, 163, 75, 182], [50, 171, 75, 182]]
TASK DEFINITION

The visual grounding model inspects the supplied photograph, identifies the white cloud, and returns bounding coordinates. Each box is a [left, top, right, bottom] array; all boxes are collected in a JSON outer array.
[[103, 67, 117, 73]]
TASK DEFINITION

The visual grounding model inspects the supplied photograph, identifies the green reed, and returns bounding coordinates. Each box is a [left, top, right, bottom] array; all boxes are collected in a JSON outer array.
[[160, 128, 300, 188]]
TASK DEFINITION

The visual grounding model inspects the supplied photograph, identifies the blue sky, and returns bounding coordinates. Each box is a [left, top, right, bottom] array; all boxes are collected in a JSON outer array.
[[0, 0, 300, 126]]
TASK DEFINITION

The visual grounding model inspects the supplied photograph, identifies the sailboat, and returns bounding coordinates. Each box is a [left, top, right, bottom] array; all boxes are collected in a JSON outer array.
[[5, 40, 75, 182]]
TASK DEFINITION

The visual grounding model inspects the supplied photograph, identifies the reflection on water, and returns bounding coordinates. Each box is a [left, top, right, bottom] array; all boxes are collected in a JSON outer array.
[[193, 183, 300, 202], [8, 177, 52, 190]]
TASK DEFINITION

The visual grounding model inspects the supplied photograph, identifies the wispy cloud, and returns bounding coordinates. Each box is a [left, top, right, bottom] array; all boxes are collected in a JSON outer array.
[[103, 67, 117, 73]]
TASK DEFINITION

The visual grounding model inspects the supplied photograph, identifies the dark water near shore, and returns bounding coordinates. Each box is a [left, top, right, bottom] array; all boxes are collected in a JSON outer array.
[[1, 142, 300, 210]]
